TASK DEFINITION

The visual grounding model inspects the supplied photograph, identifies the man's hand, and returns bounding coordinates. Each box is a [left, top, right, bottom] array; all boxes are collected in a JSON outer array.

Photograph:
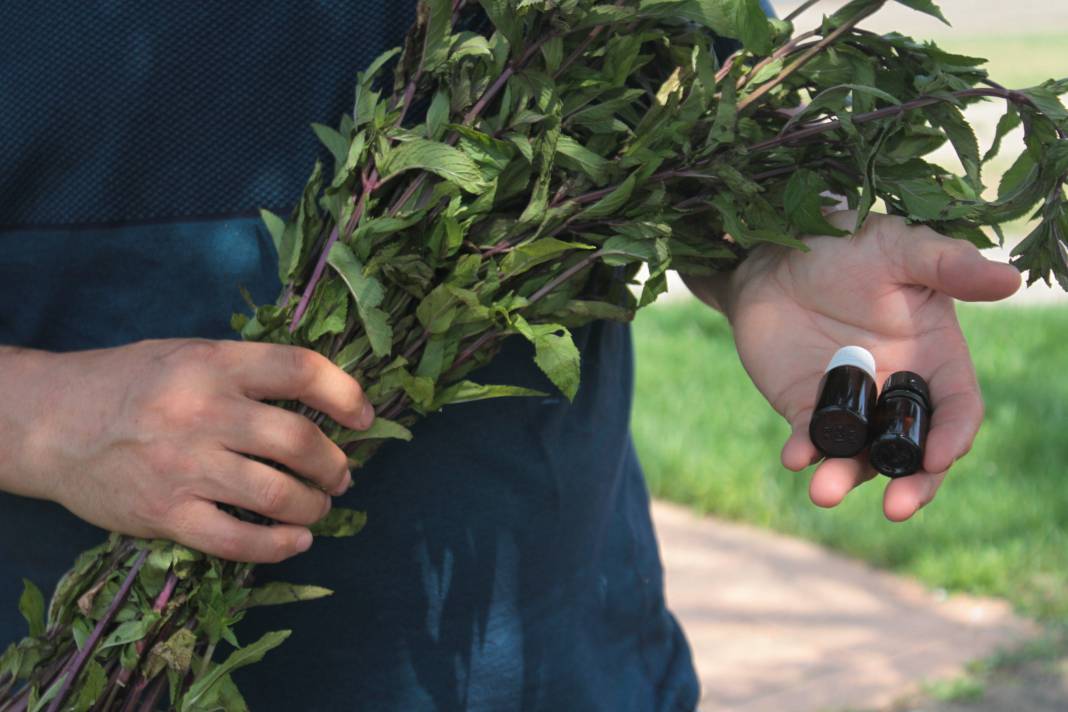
[[688, 211, 1022, 521], [0, 339, 374, 563]]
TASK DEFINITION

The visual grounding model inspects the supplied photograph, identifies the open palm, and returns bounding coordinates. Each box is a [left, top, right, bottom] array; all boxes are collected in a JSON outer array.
[[724, 212, 1022, 521]]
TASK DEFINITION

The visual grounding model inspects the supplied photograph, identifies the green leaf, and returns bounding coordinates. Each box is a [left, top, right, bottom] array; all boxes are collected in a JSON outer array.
[[353, 48, 400, 128], [430, 381, 546, 409], [513, 316, 581, 400], [416, 284, 461, 334], [728, 0, 773, 55], [925, 103, 981, 188], [311, 123, 348, 167], [28, 673, 66, 712], [578, 173, 637, 220], [556, 136, 609, 184], [449, 32, 493, 64], [479, 0, 521, 46], [359, 307, 393, 359], [997, 151, 1038, 202], [449, 124, 517, 177], [893, 0, 950, 24], [259, 209, 287, 258], [379, 139, 486, 192], [306, 279, 349, 342], [181, 631, 291, 711], [246, 583, 334, 609], [500, 238, 594, 278], [639, 0, 770, 54], [426, 90, 450, 139], [328, 243, 393, 357], [553, 299, 635, 327], [894, 178, 953, 218], [1021, 85, 1068, 124], [100, 614, 160, 651], [71, 661, 107, 711], [277, 161, 324, 284], [336, 418, 414, 444], [309, 509, 369, 538], [420, 0, 453, 73], [783, 170, 850, 237], [983, 108, 1021, 165], [18, 580, 45, 638]]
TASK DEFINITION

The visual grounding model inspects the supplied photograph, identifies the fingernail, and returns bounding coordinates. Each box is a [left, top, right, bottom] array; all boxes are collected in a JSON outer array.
[[296, 531, 313, 553], [333, 470, 353, 496], [359, 400, 376, 430]]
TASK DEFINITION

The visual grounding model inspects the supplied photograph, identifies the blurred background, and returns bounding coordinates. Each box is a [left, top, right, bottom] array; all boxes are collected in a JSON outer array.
[[632, 1, 1068, 710]]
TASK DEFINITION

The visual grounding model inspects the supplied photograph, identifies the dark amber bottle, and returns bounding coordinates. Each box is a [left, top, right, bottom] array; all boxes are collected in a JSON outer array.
[[869, 371, 932, 478], [809, 346, 878, 458]]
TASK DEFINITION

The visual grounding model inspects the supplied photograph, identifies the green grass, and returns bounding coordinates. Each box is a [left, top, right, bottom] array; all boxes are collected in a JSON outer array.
[[631, 300, 1068, 620]]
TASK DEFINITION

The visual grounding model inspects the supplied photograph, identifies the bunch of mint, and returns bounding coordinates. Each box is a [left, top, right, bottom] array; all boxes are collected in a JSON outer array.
[[3, 1, 1065, 709]]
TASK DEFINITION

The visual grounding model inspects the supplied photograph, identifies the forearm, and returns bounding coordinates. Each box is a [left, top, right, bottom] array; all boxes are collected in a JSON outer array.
[[0, 345, 56, 499]]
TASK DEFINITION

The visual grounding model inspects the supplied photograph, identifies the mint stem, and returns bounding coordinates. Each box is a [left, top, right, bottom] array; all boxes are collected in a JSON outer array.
[[45, 549, 148, 712]]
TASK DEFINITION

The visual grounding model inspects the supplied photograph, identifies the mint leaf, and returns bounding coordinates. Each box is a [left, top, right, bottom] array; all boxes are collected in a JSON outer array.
[[246, 583, 334, 609], [379, 139, 487, 192], [18, 579, 45, 638]]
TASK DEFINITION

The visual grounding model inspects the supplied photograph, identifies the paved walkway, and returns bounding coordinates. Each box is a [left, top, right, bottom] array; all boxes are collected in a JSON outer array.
[[651, 501, 1041, 712]]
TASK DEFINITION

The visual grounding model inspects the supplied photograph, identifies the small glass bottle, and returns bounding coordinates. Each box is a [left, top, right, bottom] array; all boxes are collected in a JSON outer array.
[[869, 371, 932, 478], [809, 346, 878, 458]]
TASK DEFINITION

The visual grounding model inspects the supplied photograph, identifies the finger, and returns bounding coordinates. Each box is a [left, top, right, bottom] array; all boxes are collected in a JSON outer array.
[[890, 223, 1022, 302], [781, 408, 820, 472], [922, 350, 985, 473], [809, 456, 877, 508], [221, 400, 351, 496], [924, 387, 984, 475], [226, 343, 374, 431], [203, 451, 332, 526], [167, 500, 313, 563], [883, 471, 946, 522]]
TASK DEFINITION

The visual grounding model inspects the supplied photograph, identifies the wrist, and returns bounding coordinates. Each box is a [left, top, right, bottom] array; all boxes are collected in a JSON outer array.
[[0, 346, 63, 500]]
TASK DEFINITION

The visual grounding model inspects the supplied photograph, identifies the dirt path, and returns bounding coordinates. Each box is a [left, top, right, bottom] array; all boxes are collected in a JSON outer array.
[[651, 501, 1041, 712]]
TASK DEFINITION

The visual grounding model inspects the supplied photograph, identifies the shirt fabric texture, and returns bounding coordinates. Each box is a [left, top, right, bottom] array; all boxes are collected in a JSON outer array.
[[0, 2, 775, 708]]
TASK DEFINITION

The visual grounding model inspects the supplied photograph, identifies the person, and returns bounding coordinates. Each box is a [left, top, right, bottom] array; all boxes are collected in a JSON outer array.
[[0, 2, 1022, 710]]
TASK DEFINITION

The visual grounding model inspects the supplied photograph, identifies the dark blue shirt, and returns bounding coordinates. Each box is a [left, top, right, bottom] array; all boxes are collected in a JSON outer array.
[[0, 3, 700, 710]]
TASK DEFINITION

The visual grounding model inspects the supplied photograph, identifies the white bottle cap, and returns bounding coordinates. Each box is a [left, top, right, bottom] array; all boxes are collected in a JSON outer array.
[[826, 346, 877, 382]]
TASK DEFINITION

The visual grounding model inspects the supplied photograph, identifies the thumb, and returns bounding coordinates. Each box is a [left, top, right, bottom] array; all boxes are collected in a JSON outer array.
[[893, 223, 1023, 302]]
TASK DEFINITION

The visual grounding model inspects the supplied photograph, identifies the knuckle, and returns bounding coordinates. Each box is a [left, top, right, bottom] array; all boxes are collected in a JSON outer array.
[[256, 475, 291, 517], [141, 442, 189, 477], [326, 447, 349, 485], [266, 532, 296, 563], [162, 505, 206, 550], [282, 418, 323, 459], [162, 340, 224, 372], [159, 394, 217, 429], [283, 347, 323, 391], [212, 533, 249, 562], [139, 489, 178, 526]]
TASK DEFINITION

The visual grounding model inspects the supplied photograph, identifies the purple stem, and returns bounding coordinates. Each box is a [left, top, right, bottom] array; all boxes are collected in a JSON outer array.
[[288, 225, 340, 332], [152, 572, 179, 613], [289, 190, 369, 331], [45, 550, 149, 712], [135, 675, 166, 712]]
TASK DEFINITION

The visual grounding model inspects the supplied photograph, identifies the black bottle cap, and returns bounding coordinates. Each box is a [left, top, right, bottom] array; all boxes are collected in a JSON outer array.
[[880, 371, 931, 410]]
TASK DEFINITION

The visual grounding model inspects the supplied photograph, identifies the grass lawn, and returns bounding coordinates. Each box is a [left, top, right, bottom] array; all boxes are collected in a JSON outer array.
[[937, 33, 1068, 91], [631, 299, 1068, 621]]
